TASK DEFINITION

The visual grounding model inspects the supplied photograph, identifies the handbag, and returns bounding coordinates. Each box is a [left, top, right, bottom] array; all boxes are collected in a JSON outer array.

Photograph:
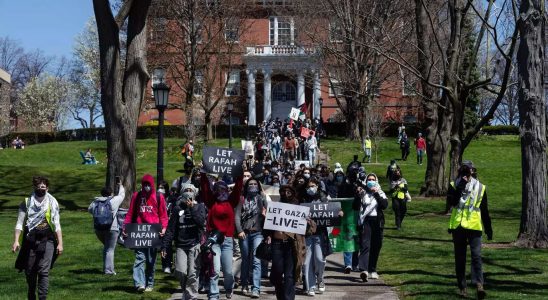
[[255, 240, 272, 261]]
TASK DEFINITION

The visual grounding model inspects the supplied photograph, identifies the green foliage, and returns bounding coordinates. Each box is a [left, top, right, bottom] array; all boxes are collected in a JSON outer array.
[[482, 125, 520, 135]]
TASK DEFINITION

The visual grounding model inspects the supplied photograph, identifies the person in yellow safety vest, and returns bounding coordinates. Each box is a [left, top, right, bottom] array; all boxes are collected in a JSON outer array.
[[388, 168, 408, 230], [447, 161, 492, 299], [362, 136, 372, 163], [13, 176, 64, 300]]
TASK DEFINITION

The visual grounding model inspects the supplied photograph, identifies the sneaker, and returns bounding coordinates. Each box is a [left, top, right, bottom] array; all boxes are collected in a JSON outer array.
[[370, 272, 379, 279], [226, 291, 233, 299], [251, 290, 260, 298], [344, 266, 352, 274], [105, 272, 117, 276], [241, 287, 249, 295], [360, 271, 369, 282], [477, 283, 486, 299], [317, 282, 325, 293], [136, 286, 145, 293], [163, 267, 171, 274], [307, 289, 315, 296], [144, 287, 153, 292]]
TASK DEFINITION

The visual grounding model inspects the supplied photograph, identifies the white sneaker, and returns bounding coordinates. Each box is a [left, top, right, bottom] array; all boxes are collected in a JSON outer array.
[[370, 272, 379, 279], [163, 267, 171, 274], [307, 289, 315, 296], [317, 281, 325, 293], [144, 287, 153, 292]]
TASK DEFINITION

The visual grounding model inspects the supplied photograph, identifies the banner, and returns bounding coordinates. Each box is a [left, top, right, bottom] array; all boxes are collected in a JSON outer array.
[[264, 201, 310, 235], [294, 160, 310, 169], [328, 200, 358, 252], [301, 202, 342, 226], [124, 223, 162, 249], [289, 107, 300, 121], [202, 146, 245, 177]]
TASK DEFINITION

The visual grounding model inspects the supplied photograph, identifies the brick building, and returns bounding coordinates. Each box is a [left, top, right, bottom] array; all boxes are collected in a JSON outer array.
[[0, 68, 11, 137]]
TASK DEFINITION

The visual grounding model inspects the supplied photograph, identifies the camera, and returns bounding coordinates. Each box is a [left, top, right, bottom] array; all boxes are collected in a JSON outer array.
[[201, 230, 224, 256]]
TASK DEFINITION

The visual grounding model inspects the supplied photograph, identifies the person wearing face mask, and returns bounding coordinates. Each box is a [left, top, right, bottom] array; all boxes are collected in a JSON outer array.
[[14, 176, 64, 300], [447, 161, 492, 299], [292, 174, 308, 201], [262, 170, 272, 185], [235, 179, 267, 298], [161, 189, 206, 300], [200, 171, 243, 300], [389, 168, 408, 230], [123, 174, 169, 293], [301, 178, 342, 296], [352, 173, 388, 282]]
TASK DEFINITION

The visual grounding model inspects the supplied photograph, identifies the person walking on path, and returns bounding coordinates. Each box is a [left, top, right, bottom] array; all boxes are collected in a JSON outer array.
[[13, 176, 64, 300], [447, 161, 492, 299], [123, 174, 169, 293], [414, 133, 426, 165], [88, 178, 125, 275], [161, 188, 206, 300], [353, 173, 388, 283], [362, 136, 372, 163], [399, 134, 410, 161], [305, 132, 319, 166], [388, 169, 408, 230]]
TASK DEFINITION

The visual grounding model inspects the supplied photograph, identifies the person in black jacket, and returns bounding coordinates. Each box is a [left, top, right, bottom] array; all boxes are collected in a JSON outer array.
[[161, 191, 206, 300]]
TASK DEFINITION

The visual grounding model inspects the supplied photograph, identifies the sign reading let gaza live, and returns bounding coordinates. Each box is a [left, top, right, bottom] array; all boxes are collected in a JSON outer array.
[[124, 223, 162, 249], [264, 201, 310, 235], [203, 146, 245, 177], [301, 202, 342, 226]]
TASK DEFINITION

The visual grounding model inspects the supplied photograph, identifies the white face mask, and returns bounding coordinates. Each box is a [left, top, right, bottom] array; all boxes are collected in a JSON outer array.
[[143, 186, 152, 192], [306, 187, 317, 195], [158, 188, 165, 194]]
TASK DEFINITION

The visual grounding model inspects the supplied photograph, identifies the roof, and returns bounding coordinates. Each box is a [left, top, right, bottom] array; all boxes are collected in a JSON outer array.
[[0, 68, 11, 84]]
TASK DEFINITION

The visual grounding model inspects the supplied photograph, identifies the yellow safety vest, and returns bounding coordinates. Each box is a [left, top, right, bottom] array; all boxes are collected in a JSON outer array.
[[392, 183, 406, 200], [24, 197, 54, 232], [365, 139, 372, 149], [448, 181, 486, 231]]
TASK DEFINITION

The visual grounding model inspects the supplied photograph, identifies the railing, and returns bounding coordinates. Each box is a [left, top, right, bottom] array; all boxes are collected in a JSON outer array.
[[246, 45, 318, 56]]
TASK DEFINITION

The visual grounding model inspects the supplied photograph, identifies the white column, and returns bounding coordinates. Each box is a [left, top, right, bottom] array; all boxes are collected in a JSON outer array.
[[263, 67, 272, 122], [297, 70, 305, 107], [246, 68, 257, 126], [313, 70, 321, 119]]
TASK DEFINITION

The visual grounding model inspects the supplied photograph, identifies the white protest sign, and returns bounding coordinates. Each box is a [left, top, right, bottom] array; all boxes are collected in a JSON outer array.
[[289, 107, 300, 121], [294, 160, 310, 170], [264, 201, 309, 235]]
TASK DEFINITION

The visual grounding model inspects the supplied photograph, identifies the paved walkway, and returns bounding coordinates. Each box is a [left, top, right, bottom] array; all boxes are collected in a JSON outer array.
[[168, 252, 399, 300]]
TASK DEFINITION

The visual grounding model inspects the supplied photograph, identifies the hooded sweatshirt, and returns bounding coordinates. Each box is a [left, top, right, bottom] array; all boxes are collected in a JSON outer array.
[[352, 173, 388, 226], [124, 174, 168, 229]]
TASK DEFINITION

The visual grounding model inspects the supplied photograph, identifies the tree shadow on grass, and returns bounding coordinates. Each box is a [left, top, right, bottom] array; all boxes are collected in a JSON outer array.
[[68, 268, 103, 275], [101, 285, 138, 293], [384, 235, 452, 243]]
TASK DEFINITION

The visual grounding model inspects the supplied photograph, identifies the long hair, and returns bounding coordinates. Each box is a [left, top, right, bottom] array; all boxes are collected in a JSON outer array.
[[243, 178, 263, 198]]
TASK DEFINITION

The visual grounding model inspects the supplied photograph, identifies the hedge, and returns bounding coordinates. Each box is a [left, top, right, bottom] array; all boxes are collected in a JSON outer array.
[[481, 125, 519, 135]]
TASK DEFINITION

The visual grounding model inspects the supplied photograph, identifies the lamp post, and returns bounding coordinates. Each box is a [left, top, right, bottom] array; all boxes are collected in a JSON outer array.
[[245, 97, 250, 140], [228, 100, 234, 148], [153, 81, 170, 187], [318, 97, 323, 147]]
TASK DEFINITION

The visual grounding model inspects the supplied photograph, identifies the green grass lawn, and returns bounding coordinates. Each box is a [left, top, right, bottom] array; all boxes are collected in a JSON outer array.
[[0, 135, 546, 299]]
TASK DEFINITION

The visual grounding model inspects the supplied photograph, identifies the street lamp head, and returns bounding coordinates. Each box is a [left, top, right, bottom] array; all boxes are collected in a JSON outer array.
[[153, 82, 170, 109], [227, 100, 234, 112]]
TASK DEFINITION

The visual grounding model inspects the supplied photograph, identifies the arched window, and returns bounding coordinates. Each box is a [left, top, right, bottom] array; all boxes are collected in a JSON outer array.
[[272, 81, 296, 102]]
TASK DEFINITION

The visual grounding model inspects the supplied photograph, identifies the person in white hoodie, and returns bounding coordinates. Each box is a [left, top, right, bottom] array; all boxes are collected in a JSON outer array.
[[88, 179, 125, 275], [352, 173, 388, 282]]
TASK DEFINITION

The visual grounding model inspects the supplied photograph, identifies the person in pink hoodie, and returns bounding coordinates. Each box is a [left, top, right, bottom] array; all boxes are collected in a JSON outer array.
[[123, 174, 168, 293]]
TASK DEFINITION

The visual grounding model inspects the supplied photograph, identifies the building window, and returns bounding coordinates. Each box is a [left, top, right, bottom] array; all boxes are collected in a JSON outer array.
[[328, 73, 342, 97], [400, 67, 417, 96], [272, 82, 296, 102], [225, 70, 240, 96], [269, 17, 295, 46], [224, 19, 239, 42], [193, 70, 203, 96], [151, 18, 167, 43], [329, 21, 344, 43]]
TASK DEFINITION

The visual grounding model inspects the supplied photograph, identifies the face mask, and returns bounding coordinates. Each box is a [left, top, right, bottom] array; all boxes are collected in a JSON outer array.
[[272, 182, 280, 187], [35, 189, 46, 197], [303, 173, 310, 179], [158, 188, 165, 194], [217, 191, 229, 201], [366, 181, 377, 189], [306, 187, 317, 195], [336, 176, 344, 183], [182, 192, 194, 200], [248, 186, 259, 194], [143, 186, 152, 193]]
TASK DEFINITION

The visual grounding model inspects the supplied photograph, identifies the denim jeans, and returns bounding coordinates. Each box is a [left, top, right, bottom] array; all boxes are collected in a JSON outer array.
[[209, 237, 234, 300], [452, 227, 484, 290], [308, 148, 316, 166], [95, 230, 119, 274], [175, 244, 201, 299], [133, 248, 158, 288], [417, 149, 425, 164], [270, 240, 296, 300], [239, 232, 263, 293], [303, 235, 326, 291]]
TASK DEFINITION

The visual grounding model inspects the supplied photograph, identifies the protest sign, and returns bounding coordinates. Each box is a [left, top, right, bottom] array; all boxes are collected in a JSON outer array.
[[124, 223, 162, 249], [241, 140, 254, 158], [264, 201, 310, 235], [301, 202, 342, 226], [294, 160, 310, 169], [289, 107, 300, 121], [328, 200, 358, 252], [203, 146, 245, 177], [300, 127, 315, 138]]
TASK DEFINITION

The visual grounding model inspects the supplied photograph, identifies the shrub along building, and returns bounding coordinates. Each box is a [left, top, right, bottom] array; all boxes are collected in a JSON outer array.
[[0, 67, 11, 138], [140, 0, 422, 137]]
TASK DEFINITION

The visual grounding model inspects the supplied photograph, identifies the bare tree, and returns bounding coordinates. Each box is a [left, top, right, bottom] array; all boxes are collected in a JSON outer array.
[[93, 0, 152, 206], [515, 0, 548, 248]]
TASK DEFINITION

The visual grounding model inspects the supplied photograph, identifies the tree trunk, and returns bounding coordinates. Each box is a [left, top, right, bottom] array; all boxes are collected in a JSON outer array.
[[449, 99, 464, 180], [515, 0, 548, 248], [345, 96, 360, 140], [93, 0, 152, 208], [205, 114, 213, 141]]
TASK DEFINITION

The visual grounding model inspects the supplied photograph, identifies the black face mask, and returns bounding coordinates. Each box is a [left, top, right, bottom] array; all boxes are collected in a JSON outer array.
[[35, 189, 46, 197]]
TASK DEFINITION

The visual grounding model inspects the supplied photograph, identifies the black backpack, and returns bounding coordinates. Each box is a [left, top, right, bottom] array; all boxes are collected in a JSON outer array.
[[93, 197, 113, 230]]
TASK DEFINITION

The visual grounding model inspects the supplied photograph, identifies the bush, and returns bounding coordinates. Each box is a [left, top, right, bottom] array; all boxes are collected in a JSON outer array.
[[481, 125, 519, 135]]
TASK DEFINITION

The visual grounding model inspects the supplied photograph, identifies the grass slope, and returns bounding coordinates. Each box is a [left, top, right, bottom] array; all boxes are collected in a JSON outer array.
[[0, 135, 546, 299]]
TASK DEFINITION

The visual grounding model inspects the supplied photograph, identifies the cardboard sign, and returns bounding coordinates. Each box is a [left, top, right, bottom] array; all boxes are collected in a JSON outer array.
[[289, 107, 300, 121], [300, 127, 315, 138], [124, 223, 162, 249], [294, 160, 310, 170], [264, 201, 310, 235], [301, 202, 342, 226], [202, 146, 245, 177]]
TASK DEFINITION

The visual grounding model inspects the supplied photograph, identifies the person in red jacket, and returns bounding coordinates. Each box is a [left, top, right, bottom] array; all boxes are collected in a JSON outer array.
[[414, 133, 427, 165], [201, 172, 243, 300], [123, 174, 168, 293]]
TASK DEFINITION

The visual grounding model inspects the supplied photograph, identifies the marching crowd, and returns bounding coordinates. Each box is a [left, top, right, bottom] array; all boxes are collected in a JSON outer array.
[[12, 118, 492, 300]]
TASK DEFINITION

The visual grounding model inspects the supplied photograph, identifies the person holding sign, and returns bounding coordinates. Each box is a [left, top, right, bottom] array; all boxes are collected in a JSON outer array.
[[123, 174, 168, 293], [352, 173, 388, 282], [305, 132, 318, 167], [200, 172, 243, 300], [263, 185, 316, 300], [235, 178, 268, 298], [161, 189, 206, 300]]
